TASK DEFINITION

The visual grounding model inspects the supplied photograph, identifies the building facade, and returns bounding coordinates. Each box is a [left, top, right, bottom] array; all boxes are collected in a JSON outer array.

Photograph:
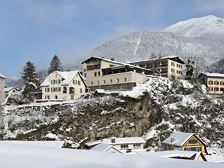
[[82, 57, 152, 91], [162, 132, 207, 154], [0, 73, 6, 105], [130, 56, 185, 79], [41, 71, 86, 101], [86, 137, 146, 154], [198, 73, 224, 94]]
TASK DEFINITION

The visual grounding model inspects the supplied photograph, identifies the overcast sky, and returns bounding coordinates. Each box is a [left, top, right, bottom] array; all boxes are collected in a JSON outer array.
[[1, 0, 224, 78]]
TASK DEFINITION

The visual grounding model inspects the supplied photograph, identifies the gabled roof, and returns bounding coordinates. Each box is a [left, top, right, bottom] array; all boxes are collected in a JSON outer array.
[[41, 71, 79, 87], [86, 137, 146, 147], [0, 73, 6, 79], [91, 143, 121, 153], [4, 87, 19, 93], [81, 56, 124, 65], [162, 132, 202, 146]]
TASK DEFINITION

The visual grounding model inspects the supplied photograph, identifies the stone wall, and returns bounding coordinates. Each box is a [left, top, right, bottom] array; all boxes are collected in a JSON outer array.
[[89, 82, 136, 91]]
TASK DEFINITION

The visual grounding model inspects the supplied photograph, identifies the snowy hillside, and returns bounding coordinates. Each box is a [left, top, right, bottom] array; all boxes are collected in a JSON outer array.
[[1, 77, 224, 151], [164, 15, 224, 37]]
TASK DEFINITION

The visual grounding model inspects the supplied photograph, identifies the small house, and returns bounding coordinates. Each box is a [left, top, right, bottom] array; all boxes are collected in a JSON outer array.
[[41, 71, 86, 101], [86, 137, 146, 154], [198, 72, 224, 94], [162, 132, 208, 154], [4, 87, 20, 98]]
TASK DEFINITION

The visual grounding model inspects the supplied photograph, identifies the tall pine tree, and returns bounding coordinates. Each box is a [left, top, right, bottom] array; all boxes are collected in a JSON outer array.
[[22, 61, 40, 101], [48, 55, 62, 74]]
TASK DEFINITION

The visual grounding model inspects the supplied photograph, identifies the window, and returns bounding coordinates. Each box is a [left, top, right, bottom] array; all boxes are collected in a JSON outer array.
[[97, 81, 99, 85], [214, 81, 219, 85], [80, 88, 83, 94], [110, 79, 112, 83], [94, 72, 97, 77], [171, 62, 175, 66], [220, 88, 224, 92], [70, 95, 74, 100], [98, 71, 101, 76], [78, 81, 81, 85], [117, 78, 119, 83], [208, 87, 213, 91], [121, 144, 128, 149], [208, 81, 213, 85], [91, 81, 93, 85], [84, 73, 86, 78], [188, 139, 198, 144], [63, 87, 67, 93], [124, 78, 127, 82], [214, 87, 219, 91], [220, 81, 224, 85], [69, 87, 75, 94], [55, 95, 58, 99], [171, 68, 175, 73], [103, 80, 106, 84], [133, 144, 141, 149]]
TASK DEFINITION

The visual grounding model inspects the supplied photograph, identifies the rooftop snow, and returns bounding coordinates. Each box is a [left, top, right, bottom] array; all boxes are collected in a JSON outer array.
[[0, 73, 6, 79], [145, 151, 204, 160], [162, 131, 194, 146], [91, 143, 121, 153], [204, 73, 224, 78], [41, 71, 79, 86], [0, 141, 222, 168]]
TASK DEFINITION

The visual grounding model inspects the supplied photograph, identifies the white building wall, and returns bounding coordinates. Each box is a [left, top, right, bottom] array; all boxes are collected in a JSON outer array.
[[42, 72, 86, 101], [0, 78, 5, 104], [167, 59, 183, 79]]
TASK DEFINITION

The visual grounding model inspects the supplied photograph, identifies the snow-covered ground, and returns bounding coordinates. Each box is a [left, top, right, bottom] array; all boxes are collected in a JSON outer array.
[[0, 141, 223, 168]]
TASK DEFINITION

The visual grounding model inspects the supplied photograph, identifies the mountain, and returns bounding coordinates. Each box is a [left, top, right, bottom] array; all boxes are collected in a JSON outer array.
[[164, 15, 224, 37], [209, 58, 224, 73], [89, 15, 224, 68]]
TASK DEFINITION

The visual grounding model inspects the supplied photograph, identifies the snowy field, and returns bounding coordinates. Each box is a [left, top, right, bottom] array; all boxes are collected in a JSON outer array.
[[0, 141, 223, 168]]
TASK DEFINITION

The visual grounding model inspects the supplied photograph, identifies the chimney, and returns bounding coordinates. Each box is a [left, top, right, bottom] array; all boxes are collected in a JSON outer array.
[[111, 137, 116, 143], [111, 58, 114, 61]]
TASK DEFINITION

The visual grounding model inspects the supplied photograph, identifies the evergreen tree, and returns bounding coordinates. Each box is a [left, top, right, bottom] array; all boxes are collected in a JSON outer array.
[[48, 55, 62, 74], [22, 61, 40, 101]]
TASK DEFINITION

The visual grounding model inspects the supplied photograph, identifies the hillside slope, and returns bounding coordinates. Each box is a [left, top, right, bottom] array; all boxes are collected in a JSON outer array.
[[164, 15, 224, 37], [1, 77, 224, 149]]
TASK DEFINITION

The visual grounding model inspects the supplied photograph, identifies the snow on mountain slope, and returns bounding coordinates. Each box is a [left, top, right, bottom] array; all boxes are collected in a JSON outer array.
[[89, 31, 224, 66], [164, 15, 224, 37]]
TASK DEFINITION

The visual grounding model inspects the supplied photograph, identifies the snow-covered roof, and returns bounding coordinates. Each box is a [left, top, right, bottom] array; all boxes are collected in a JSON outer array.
[[86, 137, 146, 147], [82, 56, 125, 65], [4, 87, 19, 92], [91, 143, 121, 153], [162, 132, 195, 146], [0, 73, 6, 79], [41, 71, 79, 86], [131, 55, 185, 64], [203, 73, 224, 78], [145, 151, 206, 161]]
